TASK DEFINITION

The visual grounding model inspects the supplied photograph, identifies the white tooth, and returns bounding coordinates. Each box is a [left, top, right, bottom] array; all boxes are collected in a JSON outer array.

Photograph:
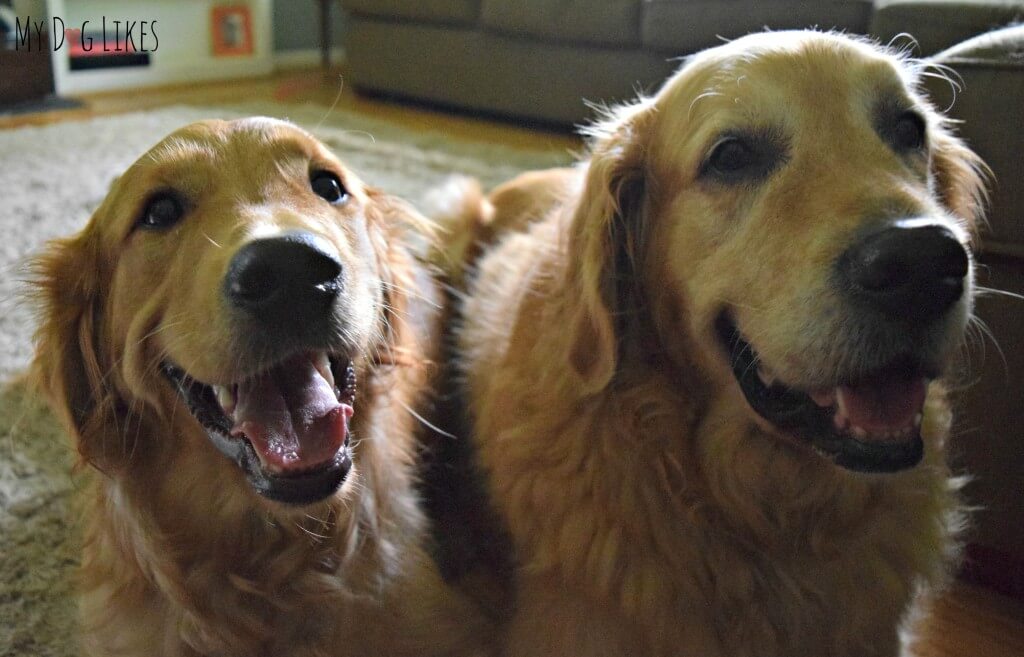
[[810, 389, 836, 408], [836, 389, 848, 417], [215, 385, 236, 416], [314, 352, 335, 388], [852, 425, 868, 439], [757, 367, 774, 386], [913, 413, 923, 428]]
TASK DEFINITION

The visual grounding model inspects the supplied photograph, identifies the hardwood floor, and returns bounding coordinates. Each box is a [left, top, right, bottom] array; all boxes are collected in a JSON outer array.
[[2, 69, 1021, 657], [0, 67, 580, 153], [913, 581, 1024, 657]]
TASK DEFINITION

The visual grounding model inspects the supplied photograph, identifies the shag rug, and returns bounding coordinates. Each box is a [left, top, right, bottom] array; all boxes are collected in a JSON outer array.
[[0, 102, 571, 656]]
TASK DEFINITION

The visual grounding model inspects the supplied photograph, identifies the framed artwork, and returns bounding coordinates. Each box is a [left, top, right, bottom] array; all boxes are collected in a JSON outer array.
[[211, 5, 253, 56]]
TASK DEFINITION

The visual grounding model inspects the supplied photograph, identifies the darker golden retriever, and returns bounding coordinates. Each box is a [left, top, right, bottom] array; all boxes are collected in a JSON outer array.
[[440, 32, 986, 656], [32, 118, 489, 656]]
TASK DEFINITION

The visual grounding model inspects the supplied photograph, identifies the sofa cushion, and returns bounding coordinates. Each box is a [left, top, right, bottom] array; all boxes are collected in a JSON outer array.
[[341, 0, 481, 27], [344, 17, 676, 125], [641, 0, 873, 54], [871, 0, 1024, 55], [479, 0, 642, 48]]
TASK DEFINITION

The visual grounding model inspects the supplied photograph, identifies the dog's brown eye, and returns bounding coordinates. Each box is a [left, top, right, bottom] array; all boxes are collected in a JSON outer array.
[[701, 135, 781, 183], [138, 194, 184, 230], [891, 111, 926, 152], [709, 140, 755, 173], [311, 171, 348, 204]]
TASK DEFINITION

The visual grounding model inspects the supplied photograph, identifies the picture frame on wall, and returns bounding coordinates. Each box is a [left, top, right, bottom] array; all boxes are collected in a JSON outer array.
[[211, 4, 253, 56]]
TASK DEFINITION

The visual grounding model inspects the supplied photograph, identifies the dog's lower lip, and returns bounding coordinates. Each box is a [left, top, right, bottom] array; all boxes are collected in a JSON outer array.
[[714, 312, 926, 473], [243, 444, 352, 505], [161, 353, 357, 502]]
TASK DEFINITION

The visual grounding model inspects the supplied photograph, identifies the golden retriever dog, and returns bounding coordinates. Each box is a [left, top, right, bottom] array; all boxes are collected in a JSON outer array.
[[440, 32, 986, 657], [31, 118, 490, 657]]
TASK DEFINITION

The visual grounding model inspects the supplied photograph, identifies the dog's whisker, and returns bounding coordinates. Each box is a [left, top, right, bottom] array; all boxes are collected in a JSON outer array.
[[294, 521, 331, 543], [378, 300, 417, 326], [312, 74, 346, 133], [966, 315, 1009, 381], [886, 32, 921, 58], [382, 280, 442, 309], [201, 232, 223, 249], [371, 301, 413, 368], [397, 399, 457, 440], [973, 285, 1024, 302]]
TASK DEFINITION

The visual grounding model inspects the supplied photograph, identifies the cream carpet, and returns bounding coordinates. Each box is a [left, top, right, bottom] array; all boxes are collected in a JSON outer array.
[[0, 102, 571, 656]]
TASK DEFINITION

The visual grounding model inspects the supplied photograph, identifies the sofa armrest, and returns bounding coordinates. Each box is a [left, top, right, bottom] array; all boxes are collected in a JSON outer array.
[[925, 25, 1024, 251]]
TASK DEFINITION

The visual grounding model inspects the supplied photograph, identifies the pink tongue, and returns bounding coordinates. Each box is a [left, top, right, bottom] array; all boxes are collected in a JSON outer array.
[[837, 377, 926, 437], [230, 354, 352, 474]]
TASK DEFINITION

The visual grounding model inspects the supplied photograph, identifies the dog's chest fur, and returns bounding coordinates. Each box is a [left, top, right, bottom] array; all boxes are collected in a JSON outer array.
[[75, 372, 481, 657], [478, 368, 959, 656], [77, 453, 423, 656]]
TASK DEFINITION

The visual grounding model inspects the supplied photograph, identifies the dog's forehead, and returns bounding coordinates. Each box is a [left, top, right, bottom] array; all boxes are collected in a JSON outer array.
[[711, 39, 907, 109], [766, 40, 905, 93], [116, 119, 353, 201], [652, 33, 919, 155], [89, 119, 357, 239], [144, 119, 335, 170]]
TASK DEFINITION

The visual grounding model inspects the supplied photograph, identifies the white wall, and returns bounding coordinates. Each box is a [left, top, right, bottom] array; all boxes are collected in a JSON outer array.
[[11, 0, 46, 18], [47, 0, 273, 93]]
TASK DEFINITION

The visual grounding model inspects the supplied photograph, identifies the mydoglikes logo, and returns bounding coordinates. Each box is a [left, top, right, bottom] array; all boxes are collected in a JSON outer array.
[[12, 16, 159, 53]]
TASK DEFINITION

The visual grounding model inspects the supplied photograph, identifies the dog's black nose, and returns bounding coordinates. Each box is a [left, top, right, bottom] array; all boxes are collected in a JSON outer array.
[[224, 232, 342, 324], [838, 220, 969, 321]]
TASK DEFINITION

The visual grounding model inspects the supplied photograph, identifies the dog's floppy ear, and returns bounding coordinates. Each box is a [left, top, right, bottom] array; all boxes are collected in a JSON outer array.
[[366, 186, 440, 247], [32, 229, 124, 471], [930, 121, 988, 235], [563, 101, 654, 394], [363, 188, 440, 363]]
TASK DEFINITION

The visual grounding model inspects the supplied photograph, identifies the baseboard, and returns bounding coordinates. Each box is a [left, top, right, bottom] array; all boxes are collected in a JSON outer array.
[[56, 57, 274, 94], [274, 47, 346, 71]]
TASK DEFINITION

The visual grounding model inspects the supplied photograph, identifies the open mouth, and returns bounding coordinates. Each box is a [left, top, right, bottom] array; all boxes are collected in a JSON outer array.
[[162, 352, 357, 505], [715, 313, 932, 473]]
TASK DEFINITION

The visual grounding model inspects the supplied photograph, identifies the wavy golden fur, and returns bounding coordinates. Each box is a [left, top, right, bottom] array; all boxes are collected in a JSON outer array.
[[442, 32, 987, 656], [32, 118, 489, 657]]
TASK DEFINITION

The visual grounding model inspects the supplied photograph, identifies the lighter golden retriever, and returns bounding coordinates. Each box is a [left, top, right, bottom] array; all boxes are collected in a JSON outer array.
[[32, 118, 490, 656], [440, 32, 986, 656]]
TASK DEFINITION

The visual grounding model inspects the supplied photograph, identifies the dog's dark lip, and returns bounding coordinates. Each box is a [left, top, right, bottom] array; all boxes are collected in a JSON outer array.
[[161, 354, 357, 505], [714, 312, 928, 473]]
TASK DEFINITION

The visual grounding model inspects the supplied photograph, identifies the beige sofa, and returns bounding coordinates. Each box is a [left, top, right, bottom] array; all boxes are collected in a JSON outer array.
[[340, 0, 873, 124]]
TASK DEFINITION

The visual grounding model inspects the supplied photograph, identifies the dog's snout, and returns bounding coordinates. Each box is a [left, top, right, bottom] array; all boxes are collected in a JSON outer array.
[[224, 232, 342, 323], [838, 221, 968, 321]]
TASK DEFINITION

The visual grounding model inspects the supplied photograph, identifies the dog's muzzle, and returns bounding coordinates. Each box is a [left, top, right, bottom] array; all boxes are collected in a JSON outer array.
[[717, 218, 970, 474], [163, 231, 359, 505]]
